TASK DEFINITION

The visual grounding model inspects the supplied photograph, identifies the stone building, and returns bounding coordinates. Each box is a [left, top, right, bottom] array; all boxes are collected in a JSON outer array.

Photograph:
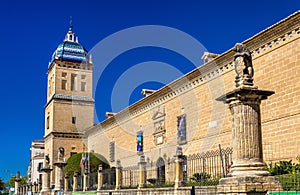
[[37, 11, 300, 188], [44, 24, 94, 185], [28, 140, 44, 185]]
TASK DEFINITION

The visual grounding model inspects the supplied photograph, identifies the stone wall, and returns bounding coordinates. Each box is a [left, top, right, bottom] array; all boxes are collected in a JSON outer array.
[[86, 12, 300, 168]]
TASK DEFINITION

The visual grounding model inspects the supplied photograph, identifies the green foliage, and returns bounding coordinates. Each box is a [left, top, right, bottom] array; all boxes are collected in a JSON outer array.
[[190, 172, 211, 182], [146, 178, 157, 185], [277, 173, 300, 191], [265, 160, 300, 176], [0, 178, 5, 191], [187, 172, 219, 186], [65, 152, 110, 177], [6, 175, 28, 188]]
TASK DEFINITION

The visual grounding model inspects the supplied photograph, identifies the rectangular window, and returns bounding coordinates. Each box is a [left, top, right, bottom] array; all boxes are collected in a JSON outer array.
[[46, 116, 50, 129], [72, 116, 76, 124], [81, 75, 86, 79], [61, 80, 67, 90], [71, 74, 77, 91], [109, 141, 115, 162], [62, 72, 67, 77], [81, 82, 86, 92], [177, 114, 187, 145], [37, 162, 43, 171]]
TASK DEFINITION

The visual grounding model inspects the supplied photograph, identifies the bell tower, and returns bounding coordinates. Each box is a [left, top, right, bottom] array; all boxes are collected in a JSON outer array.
[[44, 22, 94, 185]]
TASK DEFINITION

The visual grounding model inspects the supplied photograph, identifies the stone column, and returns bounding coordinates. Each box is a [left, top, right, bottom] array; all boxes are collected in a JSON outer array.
[[138, 155, 146, 189], [97, 164, 103, 191], [174, 146, 183, 189], [32, 182, 36, 194], [73, 172, 78, 192], [83, 168, 89, 192], [14, 171, 21, 195], [64, 175, 69, 192], [29, 182, 33, 194], [38, 180, 42, 192], [23, 185, 27, 194], [115, 160, 122, 190], [217, 43, 281, 194], [40, 167, 52, 194], [53, 162, 66, 191]]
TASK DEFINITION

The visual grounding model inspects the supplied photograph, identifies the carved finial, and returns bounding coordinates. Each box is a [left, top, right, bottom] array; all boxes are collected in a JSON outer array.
[[233, 43, 255, 88]]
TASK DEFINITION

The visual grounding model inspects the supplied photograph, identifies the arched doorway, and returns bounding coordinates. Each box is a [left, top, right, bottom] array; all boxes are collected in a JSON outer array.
[[156, 157, 165, 185]]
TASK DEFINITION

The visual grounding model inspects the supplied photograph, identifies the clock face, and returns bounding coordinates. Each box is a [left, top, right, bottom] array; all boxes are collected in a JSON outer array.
[[235, 56, 245, 77]]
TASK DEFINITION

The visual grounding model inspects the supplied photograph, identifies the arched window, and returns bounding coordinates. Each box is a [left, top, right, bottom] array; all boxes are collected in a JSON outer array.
[[156, 157, 165, 184]]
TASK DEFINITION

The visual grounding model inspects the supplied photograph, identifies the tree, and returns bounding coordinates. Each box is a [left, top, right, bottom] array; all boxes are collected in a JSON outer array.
[[7, 175, 28, 188], [0, 178, 5, 191], [65, 152, 110, 177]]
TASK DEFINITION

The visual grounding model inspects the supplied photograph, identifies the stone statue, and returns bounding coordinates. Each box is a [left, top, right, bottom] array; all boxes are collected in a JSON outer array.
[[45, 154, 50, 167], [58, 147, 65, 161], [233, 43, 254, 87]]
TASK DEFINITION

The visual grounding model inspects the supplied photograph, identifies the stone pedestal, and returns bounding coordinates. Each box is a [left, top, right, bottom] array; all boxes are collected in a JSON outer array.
[[83, 169, 89, 192], [53, 161, 67, 192], [39, 167, 52, 194], [73, 172, 79, 192], [64, 175, 69, 192], [138, 155, 146, 189], [217, 88, 281, 194], [174, 146, 184, 189], [97, 165, 103, 191], [115, 160, 122, 190], [14, 171, 21, 195]]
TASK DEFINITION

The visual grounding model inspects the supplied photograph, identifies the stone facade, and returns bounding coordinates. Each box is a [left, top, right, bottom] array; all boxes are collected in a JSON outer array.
[[43, 27, 94, 185], [28, 140, 44, 185], [86, 11, 300, 169]]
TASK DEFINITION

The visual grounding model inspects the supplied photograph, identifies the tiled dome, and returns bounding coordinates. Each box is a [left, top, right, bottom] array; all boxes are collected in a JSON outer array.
[[50, 27, 89, 65]]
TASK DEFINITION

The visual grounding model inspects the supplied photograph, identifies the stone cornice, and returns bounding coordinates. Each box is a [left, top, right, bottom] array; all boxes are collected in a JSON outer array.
[[44, 131, 84, 140], [85, 11, 300, 136], [44, 93, 94, 108], [47, 60, 93, 74]]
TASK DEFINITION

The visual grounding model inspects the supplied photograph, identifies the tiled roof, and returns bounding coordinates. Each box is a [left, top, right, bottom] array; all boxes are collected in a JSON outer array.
[[53, 94, 94, 102]]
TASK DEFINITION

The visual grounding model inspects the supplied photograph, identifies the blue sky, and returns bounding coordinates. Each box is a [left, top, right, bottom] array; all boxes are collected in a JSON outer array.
[[0, 0, 299, 182]]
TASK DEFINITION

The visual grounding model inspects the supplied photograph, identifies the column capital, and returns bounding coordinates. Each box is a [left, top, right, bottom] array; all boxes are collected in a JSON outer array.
[[216, 88, 274, 104]]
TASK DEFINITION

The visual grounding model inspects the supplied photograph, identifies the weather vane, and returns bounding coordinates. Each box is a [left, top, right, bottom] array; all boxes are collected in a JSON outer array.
[[69, 16, 73, 31]]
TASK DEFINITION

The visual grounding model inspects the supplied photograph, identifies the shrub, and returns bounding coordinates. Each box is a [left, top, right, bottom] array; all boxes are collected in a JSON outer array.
[[190, 172, 211, 182], [65, 152, 110, 177]]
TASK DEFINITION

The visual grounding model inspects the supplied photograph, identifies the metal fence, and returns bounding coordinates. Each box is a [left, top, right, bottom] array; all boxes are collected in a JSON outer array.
[[122, 165, 139, 188], [186, 147, 233, 185]]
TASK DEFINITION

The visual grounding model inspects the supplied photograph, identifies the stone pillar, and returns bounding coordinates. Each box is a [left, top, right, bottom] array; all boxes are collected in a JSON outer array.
[[40, 167, 52, 194], [32, 182, 36, 194], [73, 172, 78, 192], [14, 171, 21, 195], [53, 162, 66, 191], [97, 164, 103, 191], [217, 43, 281, 194], [138, 155, 146, 189], [64, 174, 69, 192], [174, 146, 183, 189], [23, 185, 27, 194], [83, 168, 89, 192], [115, 160, 122, 190], [19, 186, 23, 195], [38, 180, 42, 192], [29, 182, 33, 193]]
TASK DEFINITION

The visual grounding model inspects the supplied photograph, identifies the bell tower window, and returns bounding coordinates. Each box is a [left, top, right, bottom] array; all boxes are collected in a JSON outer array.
[[72, 117, 76, 124], [71, 74, 77, 91]]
